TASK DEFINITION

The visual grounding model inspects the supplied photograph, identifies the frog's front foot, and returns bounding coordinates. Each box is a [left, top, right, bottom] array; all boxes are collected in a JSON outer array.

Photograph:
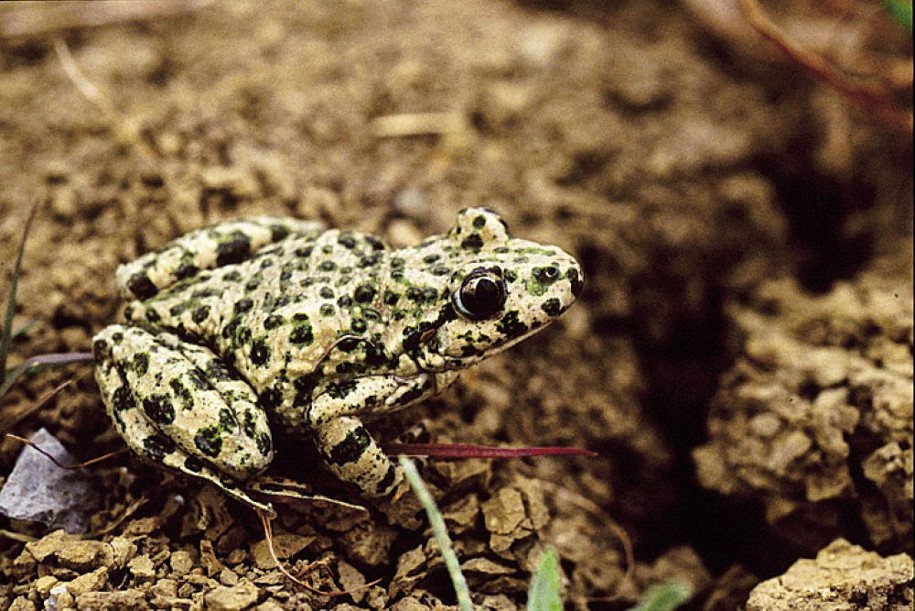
[[93, 325, 276, 511]]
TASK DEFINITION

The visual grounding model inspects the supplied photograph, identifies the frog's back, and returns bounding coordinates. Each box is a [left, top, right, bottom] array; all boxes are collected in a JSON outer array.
[[119, 218, 392, 387], [115, 217, 327, 300]]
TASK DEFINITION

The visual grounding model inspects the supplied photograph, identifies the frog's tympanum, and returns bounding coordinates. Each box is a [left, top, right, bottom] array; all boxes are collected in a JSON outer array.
[[93, 208, 583, 510]]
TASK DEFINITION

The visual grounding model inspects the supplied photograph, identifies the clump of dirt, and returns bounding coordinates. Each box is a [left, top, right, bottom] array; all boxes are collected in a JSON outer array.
[[694, 249, 913, 554], [746, 538, 914, 610], [0, 0, 911, 609]]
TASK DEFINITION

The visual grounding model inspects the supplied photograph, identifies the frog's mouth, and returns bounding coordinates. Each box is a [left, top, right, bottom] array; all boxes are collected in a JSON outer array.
[[403, 304, 459, 371]]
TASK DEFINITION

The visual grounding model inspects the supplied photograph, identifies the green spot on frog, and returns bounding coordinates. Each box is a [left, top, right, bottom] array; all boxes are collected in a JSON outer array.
[[194, 426, 223, 458]]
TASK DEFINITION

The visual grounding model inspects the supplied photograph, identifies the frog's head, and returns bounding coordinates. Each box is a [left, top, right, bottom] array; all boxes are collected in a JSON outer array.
[[400, 208, 583, 372]]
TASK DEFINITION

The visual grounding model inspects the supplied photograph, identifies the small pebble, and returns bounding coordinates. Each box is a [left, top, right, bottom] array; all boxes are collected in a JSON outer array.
[[170, 550, 195, 576], [128, 554, 156, 580]]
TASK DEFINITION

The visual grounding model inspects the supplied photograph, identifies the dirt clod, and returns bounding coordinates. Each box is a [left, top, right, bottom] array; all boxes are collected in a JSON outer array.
[[204, 579, 260, 611], [747, 538, 914, 610], [694, 254, 913, 553], [0, 0, 910, 608]]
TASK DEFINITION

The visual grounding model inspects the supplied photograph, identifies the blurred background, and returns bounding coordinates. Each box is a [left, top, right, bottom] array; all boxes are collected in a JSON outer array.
[[0, 1, 911, 609]]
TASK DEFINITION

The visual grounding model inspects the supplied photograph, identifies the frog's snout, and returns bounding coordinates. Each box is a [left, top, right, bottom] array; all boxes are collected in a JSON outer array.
[[534, 253, 583, 323], [480, 249, 580, 339]]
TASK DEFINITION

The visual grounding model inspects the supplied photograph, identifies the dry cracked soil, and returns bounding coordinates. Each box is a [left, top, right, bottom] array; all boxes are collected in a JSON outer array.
[[0, 1, 911, 609]]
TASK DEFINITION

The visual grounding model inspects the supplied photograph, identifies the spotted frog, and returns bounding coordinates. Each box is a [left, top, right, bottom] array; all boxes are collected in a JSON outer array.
[[93, 208, 583, 512]]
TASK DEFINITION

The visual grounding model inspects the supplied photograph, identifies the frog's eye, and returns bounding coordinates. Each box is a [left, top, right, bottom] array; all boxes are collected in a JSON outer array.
[[452, 267, 506, 321]]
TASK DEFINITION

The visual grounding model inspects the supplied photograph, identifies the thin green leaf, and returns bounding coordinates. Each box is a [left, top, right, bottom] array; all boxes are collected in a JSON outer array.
[[629, 581, 692, 611], [399, 456, 473, 611], [0, 362, 33, 399], [883, 0, 912, 32], [0, 202, 41, 385], [527, 547, 562, 611]]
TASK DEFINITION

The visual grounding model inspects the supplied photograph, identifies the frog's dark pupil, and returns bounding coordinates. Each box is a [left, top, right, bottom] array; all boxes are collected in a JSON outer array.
[[454, 268, 506, 320]]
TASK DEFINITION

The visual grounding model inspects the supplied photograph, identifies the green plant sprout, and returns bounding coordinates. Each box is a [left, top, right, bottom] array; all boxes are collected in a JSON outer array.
[[0, 204, 93, 404], [399, 458, 579, 611], [629, 581, 691, 611], [0, 205, 38, 393], [399, 455, 474, 611], [883, 0, 913, 32], [527, 547, 562, 611]]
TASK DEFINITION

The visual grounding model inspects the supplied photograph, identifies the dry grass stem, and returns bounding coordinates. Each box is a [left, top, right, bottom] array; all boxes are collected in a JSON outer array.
[[738, 0, 913, 131], [52, 37, 158, 161], [0, 1, 213, 39]]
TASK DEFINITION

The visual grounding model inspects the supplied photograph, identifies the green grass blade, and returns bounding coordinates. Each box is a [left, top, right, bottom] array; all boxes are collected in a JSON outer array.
[[398, 456, 473, 611], [0, 202, 41, 385], [527, 547, 562, 611], [629, 581, 692, 611], [0, 362, 33, 399], [883, 0, 913, 31], [11, 321, 37, 340]]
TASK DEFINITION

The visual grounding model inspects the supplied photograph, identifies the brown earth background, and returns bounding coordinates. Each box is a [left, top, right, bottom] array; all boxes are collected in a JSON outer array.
[[0, 1, 912, 609]]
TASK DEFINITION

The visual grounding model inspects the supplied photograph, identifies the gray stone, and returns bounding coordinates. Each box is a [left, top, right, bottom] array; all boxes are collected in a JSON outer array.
[[0, 428, 101, 533]]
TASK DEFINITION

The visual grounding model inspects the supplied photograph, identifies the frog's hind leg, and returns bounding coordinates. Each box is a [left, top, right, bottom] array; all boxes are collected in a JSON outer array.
[[116, 216, 326, 300], [101, 391, 274, 514], [300, 374, 452, 498], [93, 325, 276, 513]]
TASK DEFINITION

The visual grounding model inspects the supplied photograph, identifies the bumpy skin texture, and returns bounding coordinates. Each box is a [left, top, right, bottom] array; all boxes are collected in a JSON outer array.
[[93, 208, 583, 512]]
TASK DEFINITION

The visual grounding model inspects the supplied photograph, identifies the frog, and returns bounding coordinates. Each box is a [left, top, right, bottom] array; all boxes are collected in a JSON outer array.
[[92, 208, 583, 513]]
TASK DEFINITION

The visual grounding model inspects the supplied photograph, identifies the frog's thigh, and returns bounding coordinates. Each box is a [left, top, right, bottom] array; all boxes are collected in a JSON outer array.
[[93, 325, 273, 481], [95, 357, 274, 512], [116, 216, 325, 299], [312, 416, 401, 497]]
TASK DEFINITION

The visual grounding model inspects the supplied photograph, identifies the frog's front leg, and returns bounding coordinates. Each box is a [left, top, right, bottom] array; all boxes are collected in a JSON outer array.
[[93, 325, 275, 511], [116, 216, 325, 300], [303, 372, 458, 497]]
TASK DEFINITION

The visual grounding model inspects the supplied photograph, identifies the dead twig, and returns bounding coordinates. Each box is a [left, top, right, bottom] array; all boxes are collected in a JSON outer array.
[[371, 111, 468, 138], [0, 0, 213, 39], [256, 508, 380, 597], [91, 497, 149, 537], [738, 0, 913, 131], [0, 379, 72, 434], [5, 432, 126, 470]]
